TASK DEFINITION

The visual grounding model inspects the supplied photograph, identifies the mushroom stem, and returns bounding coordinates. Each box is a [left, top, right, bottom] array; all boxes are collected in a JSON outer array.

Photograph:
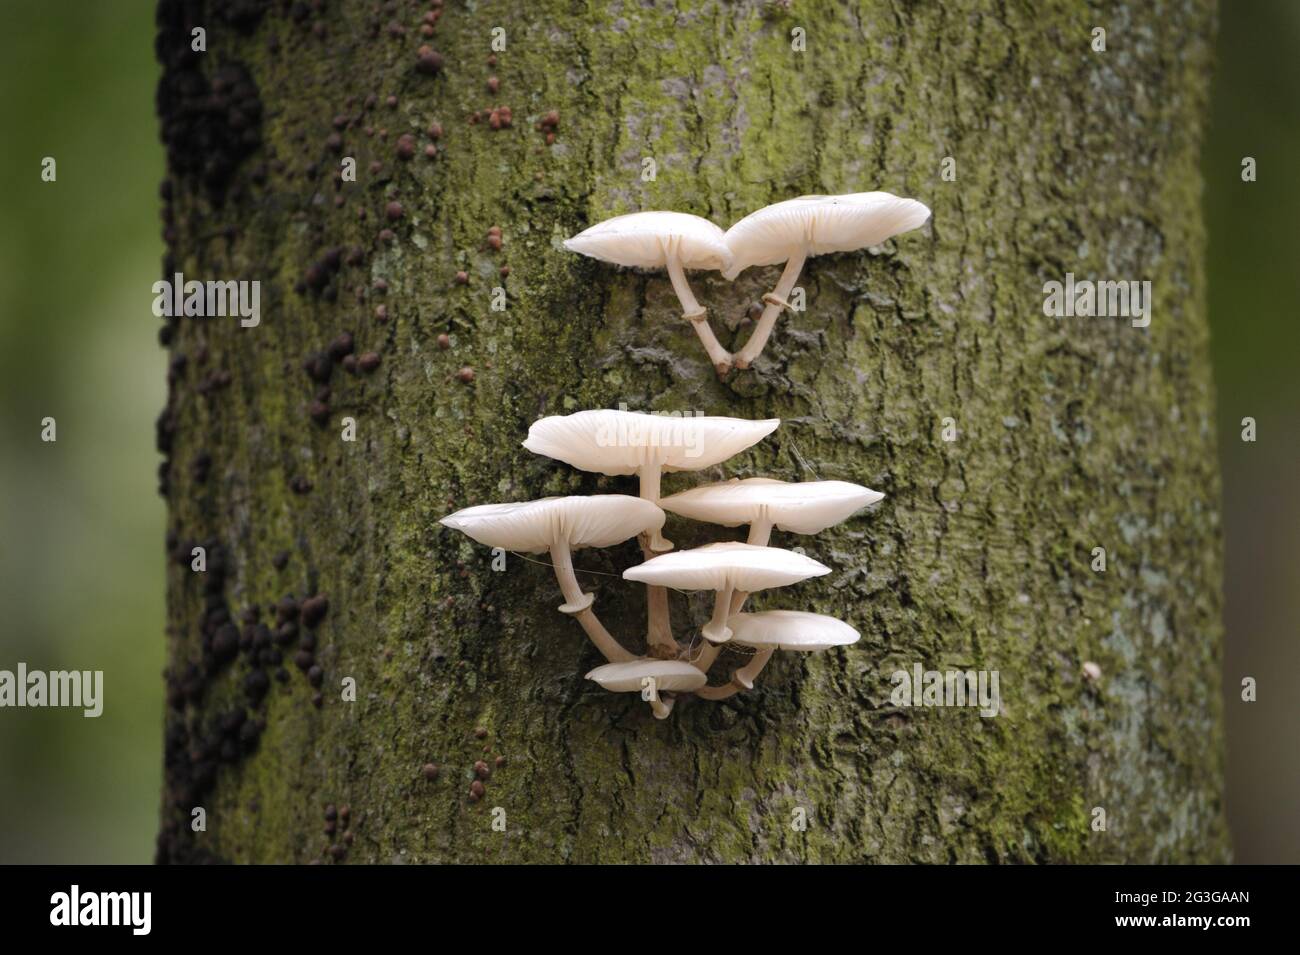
[[702, 585, 734, 644], [728, 518, 773, 616], [691, 641, 723, 673], [727, 591, 748, 617], [746, 518, 774, 547], [637, 676, 674, 718], [635, 463, 677, 658], [636, 464, 672, 550], [666, 253, 732, 375], [640, 538, 678, 659], [734, 251, 806, 369], [733, 647, 774, 688], [550, 538, 592, 612], [572, 608, 637, 664], [695, 676, 743, 701], [549, 540, 636, 663], [694, 649, 774, 701]]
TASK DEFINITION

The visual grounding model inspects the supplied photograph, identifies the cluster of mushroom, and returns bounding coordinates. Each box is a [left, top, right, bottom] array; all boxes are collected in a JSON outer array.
[[440, 409, 882, 718], [563, 192, 930, 374]]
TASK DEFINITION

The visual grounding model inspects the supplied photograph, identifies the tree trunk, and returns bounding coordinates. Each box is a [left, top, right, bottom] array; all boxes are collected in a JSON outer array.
[[155, 0, 1227, 863]]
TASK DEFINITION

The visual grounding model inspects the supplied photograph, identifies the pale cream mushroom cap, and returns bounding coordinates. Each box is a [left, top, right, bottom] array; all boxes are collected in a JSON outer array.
[[727, 610, 860, 651], [523, 409, 780, 477], [564, 211, 732, 273], [722, 192, 931, 279], [659, 478, 884, 534], [439, 495, 665, 554], [622, 542, 830, 592], [585, 659, 708, 693]]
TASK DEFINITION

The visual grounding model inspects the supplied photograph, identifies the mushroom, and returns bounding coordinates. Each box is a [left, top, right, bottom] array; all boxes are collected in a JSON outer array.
[[623, 541, 830, 662], [525, 410, 780, 656], [585, 659, 707, 719], [439, 495, 665, 663], [697, 610, 859, 700], [524, 411, 782, 538], [563, 211, 735, 374], [658, 477, 883, 614], [659, 477, 883, 544], [722, 192, 931, 368]]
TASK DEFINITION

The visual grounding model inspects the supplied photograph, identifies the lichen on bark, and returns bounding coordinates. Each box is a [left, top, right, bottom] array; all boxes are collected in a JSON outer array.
[[156, 0, 1227, 863]]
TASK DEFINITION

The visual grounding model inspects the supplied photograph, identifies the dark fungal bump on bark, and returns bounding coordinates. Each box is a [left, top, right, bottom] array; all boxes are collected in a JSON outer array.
[[303, 350, 332, 383], [329, 332, 354, 361], [301, 594, 329, 627], [416, 44, 443, 76], [277, 595, 300, 623], [155, 4, 264, 205]]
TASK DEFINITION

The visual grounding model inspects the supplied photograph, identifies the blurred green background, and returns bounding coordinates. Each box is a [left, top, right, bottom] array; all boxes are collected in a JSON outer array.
[[0, 3, 1294, 863], [0, 2, 164, 862], [1204, 1, 1300, 866]]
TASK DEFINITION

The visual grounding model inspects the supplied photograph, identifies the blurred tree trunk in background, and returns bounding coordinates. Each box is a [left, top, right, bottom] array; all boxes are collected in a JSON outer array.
[[155, 0, 1227, 863]]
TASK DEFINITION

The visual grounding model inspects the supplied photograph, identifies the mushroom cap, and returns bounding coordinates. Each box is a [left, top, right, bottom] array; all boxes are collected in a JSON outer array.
[[727, 610, 860, 651], [659, 478, 884, 534], [564, 211, 732, 273], [585, 659, 708, 693], [721, 192, 931, 279], [623, 542, 830, 593], [524, 409, 780, 477], [439, 495, 664, 554]]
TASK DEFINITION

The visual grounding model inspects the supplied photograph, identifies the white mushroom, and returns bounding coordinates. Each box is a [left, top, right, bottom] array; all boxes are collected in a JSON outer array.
[[728, 609, 859, 652], [697, 610, 860, 700], [659, 477, 883, 543], [525, 410, 780, 657], [440, 495, 665, 663], [659, 477, 883, 614], [623, 542, 829, 647], [722, 192, 931, 368], [585, 659, 707, 719], [564, 211, 735, 374], [525, 411, 782, 528]]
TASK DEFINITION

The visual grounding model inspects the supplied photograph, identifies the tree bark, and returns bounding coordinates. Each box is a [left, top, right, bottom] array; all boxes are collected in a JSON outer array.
[[155, 0, 1228, 863]]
